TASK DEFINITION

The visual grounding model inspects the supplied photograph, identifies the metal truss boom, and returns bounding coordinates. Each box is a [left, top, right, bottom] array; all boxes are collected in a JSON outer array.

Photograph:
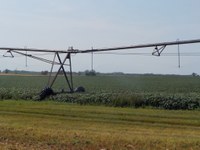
[[79, 39, 200, 53], [0, 39, 200, 54]]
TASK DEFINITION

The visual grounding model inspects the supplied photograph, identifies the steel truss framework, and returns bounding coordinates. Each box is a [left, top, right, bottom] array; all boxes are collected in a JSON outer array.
[[10, 50, 74, 93], [0, 39, 200, 95]]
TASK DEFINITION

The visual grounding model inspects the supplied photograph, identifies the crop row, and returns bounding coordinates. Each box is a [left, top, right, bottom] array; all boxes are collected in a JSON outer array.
[[49, 93, 200, 110], [0, 88, 199, 110]]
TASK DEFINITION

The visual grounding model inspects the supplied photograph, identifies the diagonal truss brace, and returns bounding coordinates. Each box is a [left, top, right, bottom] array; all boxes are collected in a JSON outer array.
[[3, 50, 14, 58], [152, 45, 166, 56], [48, 52, 74, 93], [10, 50, 68, 66]]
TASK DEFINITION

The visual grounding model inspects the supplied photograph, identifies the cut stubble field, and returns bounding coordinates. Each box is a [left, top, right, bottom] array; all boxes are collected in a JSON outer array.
[[0, 100, 200, 150]]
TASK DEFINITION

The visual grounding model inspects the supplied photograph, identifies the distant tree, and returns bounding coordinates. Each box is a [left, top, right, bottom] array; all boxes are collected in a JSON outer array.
[[192, 72, 198, 77], [3, 69, 9, 74], [58, 70, 64, 75], [41, 71, 49, 75], [85, 70, 96, 76], [78, 71, 82, 76]]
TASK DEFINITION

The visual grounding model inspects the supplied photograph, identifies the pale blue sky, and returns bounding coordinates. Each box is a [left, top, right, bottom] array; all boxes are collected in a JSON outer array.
[[0, 0, 200, 74]]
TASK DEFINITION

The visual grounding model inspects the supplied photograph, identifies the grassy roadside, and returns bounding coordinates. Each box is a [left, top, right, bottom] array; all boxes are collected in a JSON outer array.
[[0, 100, 200, 149]]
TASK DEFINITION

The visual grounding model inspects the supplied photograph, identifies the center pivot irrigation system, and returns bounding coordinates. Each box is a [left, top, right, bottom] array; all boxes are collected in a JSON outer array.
[[1, 38, 200, 99]]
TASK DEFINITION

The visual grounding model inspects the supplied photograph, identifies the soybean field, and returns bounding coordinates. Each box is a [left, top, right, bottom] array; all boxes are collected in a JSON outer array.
[[0, 74, 200, 109]]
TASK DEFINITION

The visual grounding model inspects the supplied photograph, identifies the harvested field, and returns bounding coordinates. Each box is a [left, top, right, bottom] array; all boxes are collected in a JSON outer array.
[[0, 100, 199, 149]]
